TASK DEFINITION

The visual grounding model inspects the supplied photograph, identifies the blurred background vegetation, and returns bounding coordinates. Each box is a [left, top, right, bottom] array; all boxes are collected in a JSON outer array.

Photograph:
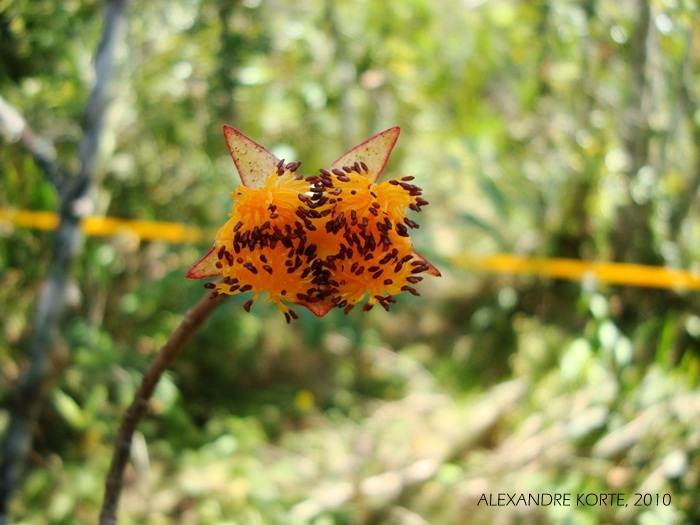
[[2, 0, 700, 523]]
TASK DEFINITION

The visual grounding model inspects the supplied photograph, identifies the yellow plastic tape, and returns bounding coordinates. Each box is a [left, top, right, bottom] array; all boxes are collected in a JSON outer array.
[[3, 208, 700, 291], [450, 253, 700, 291], [0, 208, 205, 244]]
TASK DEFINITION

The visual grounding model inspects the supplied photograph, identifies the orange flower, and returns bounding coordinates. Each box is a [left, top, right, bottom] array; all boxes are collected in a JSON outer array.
[[186, 126, 440, 322]]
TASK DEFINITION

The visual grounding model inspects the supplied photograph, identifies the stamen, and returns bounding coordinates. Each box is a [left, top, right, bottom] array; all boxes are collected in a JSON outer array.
[[396, 224, 409, 237], [378, 253, 394, 264]]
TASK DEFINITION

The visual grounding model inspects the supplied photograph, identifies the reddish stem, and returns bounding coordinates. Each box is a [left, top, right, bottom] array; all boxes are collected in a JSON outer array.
[[99, 291, 227, 525]]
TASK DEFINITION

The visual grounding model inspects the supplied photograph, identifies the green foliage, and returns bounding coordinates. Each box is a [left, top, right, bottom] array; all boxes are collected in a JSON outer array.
[[2, 0, 700, 523]]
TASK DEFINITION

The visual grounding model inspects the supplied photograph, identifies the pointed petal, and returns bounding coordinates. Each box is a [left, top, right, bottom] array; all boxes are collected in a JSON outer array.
[[412, 248, 441, 277], [186, 247, 221, 279], [301, 300, 335, 318], [329, 127, 400, 183], [223, 125, 280, 189]]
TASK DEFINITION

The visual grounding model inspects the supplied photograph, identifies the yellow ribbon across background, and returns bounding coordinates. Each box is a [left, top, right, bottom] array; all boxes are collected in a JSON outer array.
[[0, 208, 204, 244], [3, 207, 700, 291], [450, 254, 700, 291]]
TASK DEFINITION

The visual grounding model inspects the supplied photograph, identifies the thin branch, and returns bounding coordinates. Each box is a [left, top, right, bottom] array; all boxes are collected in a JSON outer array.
[[611, 0, 657, 265], [0, 95, 66, 191], [99, 291, 227, 525], [71, 0, 128, 206], [0, 0, 128, 521], [669, 24, 700, 240]]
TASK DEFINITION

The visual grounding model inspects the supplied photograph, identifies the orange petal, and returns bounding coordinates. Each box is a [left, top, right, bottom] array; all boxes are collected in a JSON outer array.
[[412, 248, 441, 277], [223, 126, 280, 189], [185, 246, 221, 279], [329, 127, 400, 183]]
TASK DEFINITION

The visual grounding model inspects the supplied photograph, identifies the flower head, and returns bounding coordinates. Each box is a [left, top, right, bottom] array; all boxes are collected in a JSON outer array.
[[187, 126, 440, 322]]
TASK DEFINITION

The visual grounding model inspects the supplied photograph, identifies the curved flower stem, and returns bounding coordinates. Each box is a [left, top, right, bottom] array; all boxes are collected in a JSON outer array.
[[99, 290, 227, 525]]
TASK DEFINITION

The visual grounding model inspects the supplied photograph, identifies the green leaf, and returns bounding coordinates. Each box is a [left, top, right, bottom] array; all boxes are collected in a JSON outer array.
[[52, 390, 87, 430]]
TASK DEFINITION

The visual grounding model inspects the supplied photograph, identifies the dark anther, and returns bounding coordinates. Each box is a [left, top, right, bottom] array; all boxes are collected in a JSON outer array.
[[378, 253, 394, 264]]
